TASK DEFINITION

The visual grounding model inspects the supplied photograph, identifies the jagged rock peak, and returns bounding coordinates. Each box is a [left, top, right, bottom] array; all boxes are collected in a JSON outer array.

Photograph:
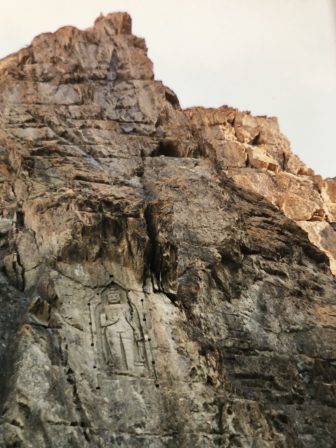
[[0, 11, 153, 84], [93, 11, 133, 34]]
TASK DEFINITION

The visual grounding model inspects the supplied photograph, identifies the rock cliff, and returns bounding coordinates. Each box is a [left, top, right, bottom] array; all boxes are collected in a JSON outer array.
[[0, 12, 335, 448]]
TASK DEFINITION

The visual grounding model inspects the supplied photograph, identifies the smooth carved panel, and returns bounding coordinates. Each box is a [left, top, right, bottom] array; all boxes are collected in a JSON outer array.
[[90, 286, 155, 379]]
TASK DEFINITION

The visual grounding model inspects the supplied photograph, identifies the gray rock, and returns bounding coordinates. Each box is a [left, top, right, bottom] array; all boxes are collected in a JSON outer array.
[[0, 12, 335, 448]]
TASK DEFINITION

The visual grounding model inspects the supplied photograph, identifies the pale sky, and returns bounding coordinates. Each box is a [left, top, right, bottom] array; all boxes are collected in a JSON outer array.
[[0, 0, 335, 177]]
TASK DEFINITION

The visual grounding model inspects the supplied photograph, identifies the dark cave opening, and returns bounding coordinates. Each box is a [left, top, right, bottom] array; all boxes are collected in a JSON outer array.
[[151, 141, 180, 157]]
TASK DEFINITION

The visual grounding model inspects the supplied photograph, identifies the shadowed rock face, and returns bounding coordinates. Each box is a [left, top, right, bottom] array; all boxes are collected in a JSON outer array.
[[0, 12, 335, 448]]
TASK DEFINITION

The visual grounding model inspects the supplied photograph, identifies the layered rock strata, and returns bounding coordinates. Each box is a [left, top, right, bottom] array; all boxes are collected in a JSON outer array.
[[186, 108, 336, 273], [0, 12, 335, 448]]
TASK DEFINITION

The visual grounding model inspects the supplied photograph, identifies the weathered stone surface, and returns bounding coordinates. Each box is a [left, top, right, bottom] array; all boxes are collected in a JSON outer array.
[[0, 12, 335, 448], [186, 107, 336, 273]]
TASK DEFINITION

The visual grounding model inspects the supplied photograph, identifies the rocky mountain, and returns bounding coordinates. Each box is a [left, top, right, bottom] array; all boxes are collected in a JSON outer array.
[[0, 12, 335, 448]]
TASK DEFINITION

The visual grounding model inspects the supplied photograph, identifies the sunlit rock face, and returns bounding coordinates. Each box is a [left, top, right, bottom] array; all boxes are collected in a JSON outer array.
[[186, 107, 336, 274], [0, 12, 335, 448]]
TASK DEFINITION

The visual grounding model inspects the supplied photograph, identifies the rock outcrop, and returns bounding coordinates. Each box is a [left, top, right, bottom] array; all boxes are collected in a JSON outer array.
[[0, 12, 335, 448], [186, 107, 336, 274]]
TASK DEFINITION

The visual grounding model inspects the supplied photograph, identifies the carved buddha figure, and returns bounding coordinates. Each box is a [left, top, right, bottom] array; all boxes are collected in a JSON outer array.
[[96, 287, 148, 375]]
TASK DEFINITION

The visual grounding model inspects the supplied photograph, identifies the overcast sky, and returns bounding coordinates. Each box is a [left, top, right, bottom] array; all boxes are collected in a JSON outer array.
[[1, 0, 335, 177]]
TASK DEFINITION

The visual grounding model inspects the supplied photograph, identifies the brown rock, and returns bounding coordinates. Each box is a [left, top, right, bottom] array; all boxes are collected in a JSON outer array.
[[0, 12, 335, 448]]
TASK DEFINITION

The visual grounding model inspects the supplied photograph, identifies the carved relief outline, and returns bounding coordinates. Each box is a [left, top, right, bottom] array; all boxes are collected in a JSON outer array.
[[88, 284, 157, 384]]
